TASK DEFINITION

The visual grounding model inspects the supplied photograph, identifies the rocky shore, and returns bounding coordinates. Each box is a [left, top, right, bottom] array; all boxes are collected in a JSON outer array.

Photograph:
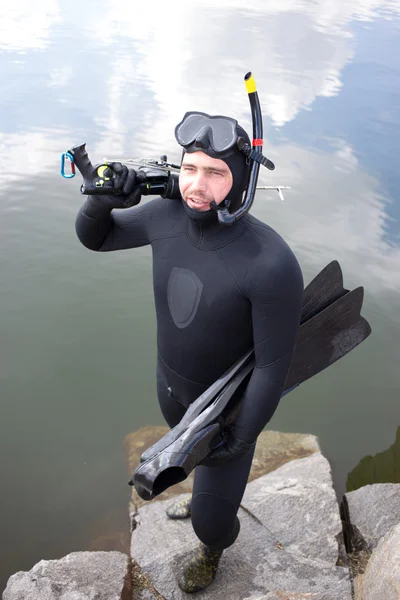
[[3, 427, 399, 600]]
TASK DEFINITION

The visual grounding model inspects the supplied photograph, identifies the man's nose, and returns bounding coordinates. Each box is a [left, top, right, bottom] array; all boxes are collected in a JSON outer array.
[[192, 170, 207, 189]]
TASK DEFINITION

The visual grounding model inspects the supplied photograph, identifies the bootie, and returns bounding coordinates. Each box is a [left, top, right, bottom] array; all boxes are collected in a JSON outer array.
[[177, 543, 223, 593], [166, 495, 192, 520]]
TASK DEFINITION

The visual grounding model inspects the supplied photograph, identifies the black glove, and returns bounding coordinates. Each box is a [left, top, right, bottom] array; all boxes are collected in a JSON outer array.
[[200, 431, 256, 467], [99, 162, 145, 209]]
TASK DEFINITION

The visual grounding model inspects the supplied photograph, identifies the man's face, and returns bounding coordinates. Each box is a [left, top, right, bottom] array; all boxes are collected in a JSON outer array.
[[179, 151, 233, 212]]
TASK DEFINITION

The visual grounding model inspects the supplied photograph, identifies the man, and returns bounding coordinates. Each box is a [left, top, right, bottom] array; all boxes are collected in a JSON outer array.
[[75, 112, 304, 593]]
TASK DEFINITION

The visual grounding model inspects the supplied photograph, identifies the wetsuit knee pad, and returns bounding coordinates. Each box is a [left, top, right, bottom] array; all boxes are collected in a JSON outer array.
[[191, 493, 240, 549]]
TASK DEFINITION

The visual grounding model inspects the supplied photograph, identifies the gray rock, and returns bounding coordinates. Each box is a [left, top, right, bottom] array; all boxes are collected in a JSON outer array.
[[137, 591, 160, 600], [131, 558, 163, 599], [142, 592, 160, 600], [241, 452, 343, 565], [343, 483, 400, 551], [2, 552, 129, 600], [243, 590, 349, 599], [130, 489, 351, 600], [244, 593, 348, 600], [248, 430, 321, 482], [364, 522, 400, 600]]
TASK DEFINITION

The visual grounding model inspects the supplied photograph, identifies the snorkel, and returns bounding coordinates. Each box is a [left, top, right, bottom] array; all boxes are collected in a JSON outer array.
[[212, 72, 272, 225]]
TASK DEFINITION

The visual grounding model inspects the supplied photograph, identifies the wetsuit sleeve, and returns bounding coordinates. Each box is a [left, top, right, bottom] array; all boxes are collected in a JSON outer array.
[[75, 196, 157, 251], [233, 254, 304, 444]]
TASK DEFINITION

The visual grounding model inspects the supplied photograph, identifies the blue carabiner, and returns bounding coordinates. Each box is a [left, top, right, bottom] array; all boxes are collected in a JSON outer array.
[[61, 152, 76, 178]]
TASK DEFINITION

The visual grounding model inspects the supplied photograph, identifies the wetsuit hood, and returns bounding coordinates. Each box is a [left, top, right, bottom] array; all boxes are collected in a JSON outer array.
[[176, 113, 252, 223]]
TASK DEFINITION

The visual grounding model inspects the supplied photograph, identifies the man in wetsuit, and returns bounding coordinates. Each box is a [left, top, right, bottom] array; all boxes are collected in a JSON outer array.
[[75, 113, 304, 593]]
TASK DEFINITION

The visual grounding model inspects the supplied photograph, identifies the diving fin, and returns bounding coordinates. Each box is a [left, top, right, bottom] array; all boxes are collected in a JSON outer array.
[[131, 283, 371, 500], [285, 286, 369, 391], [138, 260, 346, 466]]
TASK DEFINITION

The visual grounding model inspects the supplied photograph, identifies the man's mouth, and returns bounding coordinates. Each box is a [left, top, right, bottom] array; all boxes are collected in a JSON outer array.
[[187, 196, 210, 208]]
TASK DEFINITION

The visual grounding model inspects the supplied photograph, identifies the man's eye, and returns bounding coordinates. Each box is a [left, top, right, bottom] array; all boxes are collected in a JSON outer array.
[[211, 171, 222, 176], [183, 166, 194, 172]]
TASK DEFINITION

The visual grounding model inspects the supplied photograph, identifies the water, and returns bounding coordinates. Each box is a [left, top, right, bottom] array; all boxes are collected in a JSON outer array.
[[1, 0, 400, 591]]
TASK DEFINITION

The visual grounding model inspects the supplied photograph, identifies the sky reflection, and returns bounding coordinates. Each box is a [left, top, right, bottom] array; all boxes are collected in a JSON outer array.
[[1, 0, 399, 285]]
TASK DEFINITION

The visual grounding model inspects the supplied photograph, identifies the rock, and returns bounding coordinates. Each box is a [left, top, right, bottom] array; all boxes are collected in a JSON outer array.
[[2, 552, 129, 600], [248, 430, 321, 482], [131, 560, 166, 600], [341, 483, 400, 599], [342, 483, 400, 553], [244, 593, 346, 599], [364, 522, 400, 600], [130, 453, 352, 599], [241, 452, 343, 565], [11, 423, 400, 600]]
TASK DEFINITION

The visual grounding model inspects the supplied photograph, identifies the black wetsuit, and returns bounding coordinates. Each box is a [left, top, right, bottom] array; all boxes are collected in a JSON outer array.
[[75, 195, 304, 549]]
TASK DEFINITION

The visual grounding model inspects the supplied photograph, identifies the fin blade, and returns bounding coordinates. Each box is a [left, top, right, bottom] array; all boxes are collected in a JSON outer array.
[[285, 287, 369, 390]]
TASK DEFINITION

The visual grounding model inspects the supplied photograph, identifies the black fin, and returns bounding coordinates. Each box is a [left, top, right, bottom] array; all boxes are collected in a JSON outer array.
[[284, 286, 370, 390]]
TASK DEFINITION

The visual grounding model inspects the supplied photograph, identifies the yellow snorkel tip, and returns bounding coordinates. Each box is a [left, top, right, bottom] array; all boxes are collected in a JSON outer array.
[[244, 72, 257, 94]]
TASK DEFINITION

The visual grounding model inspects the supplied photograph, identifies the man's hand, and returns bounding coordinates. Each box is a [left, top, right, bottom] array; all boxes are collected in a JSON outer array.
[[200, 431, 256, 467], [101, 162, 145, 208]]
